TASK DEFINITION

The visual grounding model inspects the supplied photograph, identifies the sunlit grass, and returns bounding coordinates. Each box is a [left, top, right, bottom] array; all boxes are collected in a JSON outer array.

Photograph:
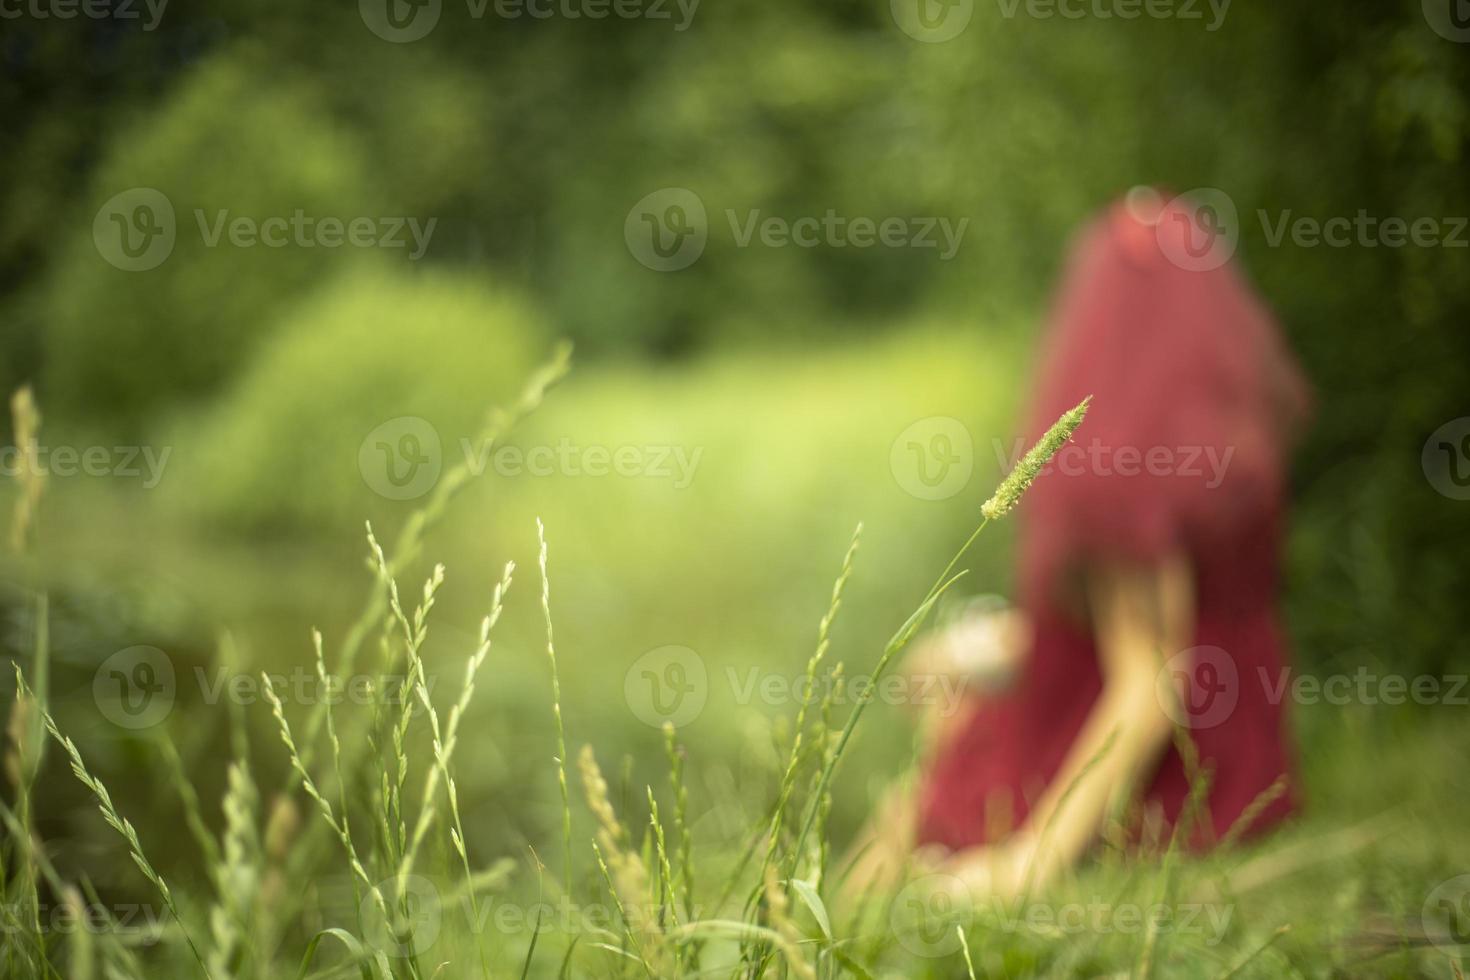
[[4, 345, 1466, 979]]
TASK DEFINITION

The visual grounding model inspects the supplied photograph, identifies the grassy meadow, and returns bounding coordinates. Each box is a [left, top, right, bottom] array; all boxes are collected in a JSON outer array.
[[5, 2, 1470, 975], [2, 331, 1467, 979]]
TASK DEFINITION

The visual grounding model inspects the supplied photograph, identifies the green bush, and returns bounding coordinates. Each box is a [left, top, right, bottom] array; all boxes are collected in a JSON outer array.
[[171, 265, 542, 534], [40, 44, 389, 433]]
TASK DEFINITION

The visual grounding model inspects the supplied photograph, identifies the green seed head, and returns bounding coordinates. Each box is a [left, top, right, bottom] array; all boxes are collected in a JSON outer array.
[[981, 396, 1091, 520]]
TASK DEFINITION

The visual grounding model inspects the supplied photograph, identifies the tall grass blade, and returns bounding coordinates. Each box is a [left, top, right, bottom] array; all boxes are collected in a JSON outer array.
[[537, 519, 574, 899]]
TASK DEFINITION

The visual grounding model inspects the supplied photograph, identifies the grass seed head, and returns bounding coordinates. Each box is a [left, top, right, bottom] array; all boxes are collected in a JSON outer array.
[[981, 396, 1091, 520]]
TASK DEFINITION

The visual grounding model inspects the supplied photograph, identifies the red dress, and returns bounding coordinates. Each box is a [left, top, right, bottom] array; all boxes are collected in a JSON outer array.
[[917, 193, 1311, 850]]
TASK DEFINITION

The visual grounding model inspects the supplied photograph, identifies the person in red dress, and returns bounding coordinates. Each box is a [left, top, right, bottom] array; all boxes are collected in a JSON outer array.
[[850, 188, 1312, 898]]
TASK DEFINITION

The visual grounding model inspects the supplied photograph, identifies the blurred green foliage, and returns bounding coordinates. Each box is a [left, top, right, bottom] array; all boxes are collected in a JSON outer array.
[[169, 264, 538, 533], [40, 48, 383, 429], [2, 2, 1468, 669], [3, 11, 1469, 973]]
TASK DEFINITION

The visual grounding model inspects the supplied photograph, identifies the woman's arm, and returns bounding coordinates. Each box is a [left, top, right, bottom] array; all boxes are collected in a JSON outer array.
[[945, 553, 1193, 894]]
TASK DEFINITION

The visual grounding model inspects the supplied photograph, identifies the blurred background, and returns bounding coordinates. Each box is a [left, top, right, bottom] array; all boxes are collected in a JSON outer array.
[[2, 0, 1469, 967]]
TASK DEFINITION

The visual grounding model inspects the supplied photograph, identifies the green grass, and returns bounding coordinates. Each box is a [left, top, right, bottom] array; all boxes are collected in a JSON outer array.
[[4, 337, 1468, 978]]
